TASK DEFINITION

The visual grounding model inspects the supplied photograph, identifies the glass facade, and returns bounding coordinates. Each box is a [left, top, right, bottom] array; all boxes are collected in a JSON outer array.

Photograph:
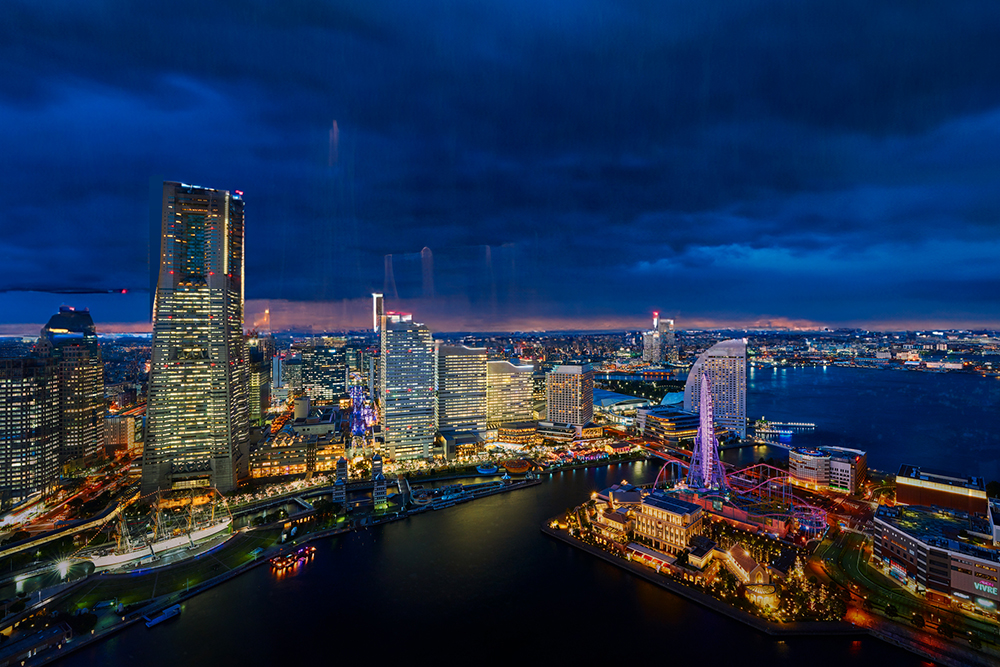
[[683, 339, 747, 439], [143, 182, 250, 493], [379, 315, 435, 460]]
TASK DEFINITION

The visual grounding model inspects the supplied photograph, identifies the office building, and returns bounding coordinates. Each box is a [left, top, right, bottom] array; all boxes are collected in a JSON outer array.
[[546, 364, 594, 426], [143, 182, 250, 494], [636, 406, 704, 447], [788, 448, 831, 487], [788, 446, 867, 494], [36, 306, 105, 463], [301, 344, 347, 403], [104, 415, 137, 458], [0, 358, 60, 508], [684, 338, 747, 439], [282, 357, 303, 390], [247, 336, 273, 426], [372, 293, 384, 333], [379, 314, 435, 459], [435, 343, 487, 436], [641, 313, 677, 365], [826, 446, 867, 494], [486, 361, 535, 426], [895, 464, 988, 515]]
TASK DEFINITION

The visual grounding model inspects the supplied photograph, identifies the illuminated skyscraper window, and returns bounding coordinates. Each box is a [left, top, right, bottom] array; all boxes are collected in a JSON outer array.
[[545, 364, 594, 426], [378, 314, 435, 460], [683, 338, 747, 439], [435, 344, 487, 436], [143, 182, 250, 493], [36, 306, 104, 464]]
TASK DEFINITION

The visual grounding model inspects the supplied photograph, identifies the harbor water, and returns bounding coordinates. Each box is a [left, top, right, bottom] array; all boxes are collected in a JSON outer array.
[[64, 366, 999, 666]]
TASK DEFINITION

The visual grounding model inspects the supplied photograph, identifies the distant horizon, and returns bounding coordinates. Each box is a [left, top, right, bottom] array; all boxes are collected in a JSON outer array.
[[1, 300, 997, 340]]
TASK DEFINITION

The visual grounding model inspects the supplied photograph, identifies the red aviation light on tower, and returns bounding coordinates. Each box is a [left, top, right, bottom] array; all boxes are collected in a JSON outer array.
[[653, 311, 659, 329]]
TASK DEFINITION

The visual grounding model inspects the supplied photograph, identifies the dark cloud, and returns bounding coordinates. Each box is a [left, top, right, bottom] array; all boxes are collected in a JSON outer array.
[[1, 0, 998, 329]]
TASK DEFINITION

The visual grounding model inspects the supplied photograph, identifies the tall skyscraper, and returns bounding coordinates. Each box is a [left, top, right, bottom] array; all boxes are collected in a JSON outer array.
[[372, 293, 384, 333], [247, 335, 273, 426], [642, 312, 677, 365], [546, 364, 594, 426], [486, 360, 534, 425], [379, 313, 435, 459], [662, 316, 678, 364], [683, 338, 747, 439], [36, 306, 105, 463], [143, 182, 250, 493], [300, 344, 348, 402], [435, 343, 487, 436], [0, 358, 60, 508]]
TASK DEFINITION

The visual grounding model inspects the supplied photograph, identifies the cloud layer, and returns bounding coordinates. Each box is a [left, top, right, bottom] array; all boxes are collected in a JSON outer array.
[[2, 0, 999, 330]]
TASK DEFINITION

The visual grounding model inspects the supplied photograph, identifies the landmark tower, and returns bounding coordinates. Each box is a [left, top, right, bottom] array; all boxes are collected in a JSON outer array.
[[143, 182, 250, 493]]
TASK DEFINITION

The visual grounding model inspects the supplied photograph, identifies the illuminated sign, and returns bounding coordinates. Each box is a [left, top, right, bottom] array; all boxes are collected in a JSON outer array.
[[974, 580, 998, 596]]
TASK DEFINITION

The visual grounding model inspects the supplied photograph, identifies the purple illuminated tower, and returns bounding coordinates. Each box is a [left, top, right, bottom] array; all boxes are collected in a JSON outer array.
[[686, 374, 728, 491]]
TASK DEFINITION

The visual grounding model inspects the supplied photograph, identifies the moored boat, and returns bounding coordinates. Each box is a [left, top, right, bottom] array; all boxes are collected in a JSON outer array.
[[144, 604, 181, 628]]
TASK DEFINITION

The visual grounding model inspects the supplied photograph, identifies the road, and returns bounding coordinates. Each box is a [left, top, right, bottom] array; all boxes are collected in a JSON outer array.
[[811, 531, 1000, 661]]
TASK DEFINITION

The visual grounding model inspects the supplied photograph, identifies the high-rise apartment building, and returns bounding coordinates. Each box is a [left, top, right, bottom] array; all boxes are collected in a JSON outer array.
[[143, 182, 250, 493], [683, 338, 747, 439], [545, 364, 594, 426], [486, 360, 534, 425], [36, 306, 105, 463], [0, 358, 60, 508], [379, 313, 435, 459], [435, 344, 487, 436]]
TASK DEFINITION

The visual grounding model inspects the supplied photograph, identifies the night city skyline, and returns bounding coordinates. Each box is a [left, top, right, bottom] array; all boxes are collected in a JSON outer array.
[[2, 1, 1000, 333], [2, 6, 1000, 663]]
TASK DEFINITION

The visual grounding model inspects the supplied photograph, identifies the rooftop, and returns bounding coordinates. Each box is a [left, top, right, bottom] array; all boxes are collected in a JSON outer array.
[[896, 464, 985, 492], [875, 504, 999, 564], [643, 491, 702, 516], [729, 544, 759, 573]]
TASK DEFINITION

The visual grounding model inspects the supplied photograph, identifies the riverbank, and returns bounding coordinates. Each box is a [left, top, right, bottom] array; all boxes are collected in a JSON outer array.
[[542, 518, 996, 667]]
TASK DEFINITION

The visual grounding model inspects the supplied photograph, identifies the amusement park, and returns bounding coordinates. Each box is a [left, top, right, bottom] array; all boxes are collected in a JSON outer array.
[[551, 373, 850, 623], [650, 376, 830, 542]]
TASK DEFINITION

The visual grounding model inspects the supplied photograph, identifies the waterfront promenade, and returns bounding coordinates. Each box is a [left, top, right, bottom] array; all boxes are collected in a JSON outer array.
[[542, 517, 997, 667], [12, 476, 542, 666]]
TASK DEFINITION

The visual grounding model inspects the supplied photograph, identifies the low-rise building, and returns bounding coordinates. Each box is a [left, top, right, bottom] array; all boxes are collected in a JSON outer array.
[[632, 492, 704, 554], [723, 544, 771, 585], [825, 446, 867, 493], [895, 464, 988, 515], [789, 448, 831, 487], [789, 446, 867, 494], [250, 433, 345, 478], [496, 421, 538, 446], [537, 421, 577, 443], [873, 504, 999, 614]]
